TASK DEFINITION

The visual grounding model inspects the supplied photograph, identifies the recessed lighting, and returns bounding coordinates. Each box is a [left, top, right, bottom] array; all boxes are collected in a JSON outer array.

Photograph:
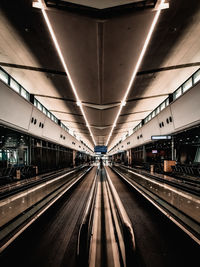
[[36, 0, 96, 147], [76, 101, 82, 107], [121, 101, 126, 107], [106, 0, 166, 147]]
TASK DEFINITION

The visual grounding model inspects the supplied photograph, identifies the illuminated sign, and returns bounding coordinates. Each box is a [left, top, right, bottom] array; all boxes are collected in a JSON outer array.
[[152, 150, 158, 154], [151, 135, 171, 140], [94, 146, 107, 154]]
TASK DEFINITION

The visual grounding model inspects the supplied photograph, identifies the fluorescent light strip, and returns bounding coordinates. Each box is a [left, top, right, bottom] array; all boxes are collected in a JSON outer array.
[[37, 0, 96, 146], [106, 0, 165, 146]]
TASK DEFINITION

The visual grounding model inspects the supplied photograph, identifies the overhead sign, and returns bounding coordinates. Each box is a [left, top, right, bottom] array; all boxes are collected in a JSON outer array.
[[94, 146, 107, 154], [151, 135, 171, 140]]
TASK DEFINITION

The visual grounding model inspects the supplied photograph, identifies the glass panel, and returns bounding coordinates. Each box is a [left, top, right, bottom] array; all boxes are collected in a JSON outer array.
[[165, 98, 169, 106], [69, 129, 73, 136], [160, 101, 165, 111], [182, 77, 192, 93], [37, 102, 43, 111], [0, 69, 9, 84], [10, 78, 20, 93], [47, 111, 51, 118], [21, 87, 29, 100], [193, 69, 200, 84], [174, 87, 182, 100], [155, 106, 160, 115], [43, 108, 47, 115], [152, 110, 156, 118], [34, 99, 37, 107]]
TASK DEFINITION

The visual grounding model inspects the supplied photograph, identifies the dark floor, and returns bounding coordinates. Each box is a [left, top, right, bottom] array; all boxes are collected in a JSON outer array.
[[0, 167, 96, 267], [106, 167, 200, 267]]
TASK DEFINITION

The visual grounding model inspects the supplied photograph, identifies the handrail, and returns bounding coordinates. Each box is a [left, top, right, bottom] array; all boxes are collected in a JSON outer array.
[[105, 167, 136, 266], [77, 168, 98, 266], [111, 165, 200, 245], [0, 166, 93, 252], [77, 166, 136, 267]]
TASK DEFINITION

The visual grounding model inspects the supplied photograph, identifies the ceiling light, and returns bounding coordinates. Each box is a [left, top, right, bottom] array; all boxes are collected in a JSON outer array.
[[36, 0, 96, 147], [76, 101, 82, 107], [106, 0, 166, 147], [121, 101, 126, 107]]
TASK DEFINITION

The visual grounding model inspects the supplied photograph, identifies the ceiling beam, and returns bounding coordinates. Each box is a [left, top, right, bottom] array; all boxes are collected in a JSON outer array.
[[137, 62, 200, 76], [61, 120, 85, 124], [0, 62, 66, 76], [35, 94, 75, 102], [120, 109, 152, 116], [127, 93, 168, 102], [117, 119, 141, 124], [49, 110, 83, 116], [1, 61, 200, 77]]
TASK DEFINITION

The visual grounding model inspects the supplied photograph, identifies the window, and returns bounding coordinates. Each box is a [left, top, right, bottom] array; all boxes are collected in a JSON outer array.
[[155, 106, 160, 115], [182, 77, 192, 93], [21, 87, 29, 100], [151, 110, 156, 118], [160, 101, 165, 111], [0, 69, 9, 84], [37, 102, 43, 112], [47, 111, 51, 118], [193, 69, 200, 84], [43, 107, 48, 115], [53, 116, 58, 124], [149, 114, 152, 121], [165, 98, 169, 106], [34, 99, 37, 107], [10, 78, 20, 93], [174, 87, 182, 100]]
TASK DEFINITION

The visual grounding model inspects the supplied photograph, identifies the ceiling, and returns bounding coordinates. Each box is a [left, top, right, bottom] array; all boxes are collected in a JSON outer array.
[[0, 0, 200, 152]]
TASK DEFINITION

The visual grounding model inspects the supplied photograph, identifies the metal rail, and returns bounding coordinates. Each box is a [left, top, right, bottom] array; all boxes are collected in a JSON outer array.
[[77, 166, 136, 267], [115, 164, 200, 196], [111, 165, 200, 245], [0, 165, 87, 200], [0, 166, 92, 252]]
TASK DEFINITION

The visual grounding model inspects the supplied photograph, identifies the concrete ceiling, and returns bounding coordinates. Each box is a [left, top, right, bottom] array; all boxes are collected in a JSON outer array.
[[0, 0, 200, 151], [51, 0, 146, 9]]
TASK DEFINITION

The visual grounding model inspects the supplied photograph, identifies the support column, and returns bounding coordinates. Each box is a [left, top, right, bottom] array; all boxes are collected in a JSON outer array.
[[171, 136, 175, 160], [143, 145, 146, 162], [73, 150, 76, 167]]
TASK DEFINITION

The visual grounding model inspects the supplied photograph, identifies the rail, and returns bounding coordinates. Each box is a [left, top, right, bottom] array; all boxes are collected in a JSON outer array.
[[105, 167, 136, 266], [0, 166, 92, 252], [0, 165, 87, 200], [115, 164, 200, 196], [77, 168, 98, 266], [77, 166, 136, 267], [111, 164, 200, 245]]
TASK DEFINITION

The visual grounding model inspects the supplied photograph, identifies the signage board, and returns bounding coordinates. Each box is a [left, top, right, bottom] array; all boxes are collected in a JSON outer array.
[[151, 135, 171, 140], [94, 146, 107, 154]]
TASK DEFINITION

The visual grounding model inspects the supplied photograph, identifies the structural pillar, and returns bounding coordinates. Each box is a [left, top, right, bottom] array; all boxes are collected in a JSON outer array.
[[171, 136, 175, 161], [143, 145, 146, 162]]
